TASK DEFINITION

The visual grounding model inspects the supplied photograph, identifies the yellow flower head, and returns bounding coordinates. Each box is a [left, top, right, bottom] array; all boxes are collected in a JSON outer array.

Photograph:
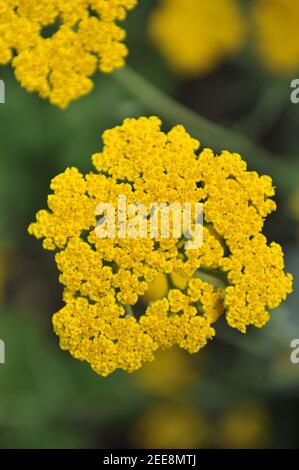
[[148, 0, 245, 77], [29, 116, 292, 376], [0, 0, 138, 107], [134, 347, 198, 396], [220, 403, 270, 449], [254, 0, 299, 76], [133, 404, 206, 449]]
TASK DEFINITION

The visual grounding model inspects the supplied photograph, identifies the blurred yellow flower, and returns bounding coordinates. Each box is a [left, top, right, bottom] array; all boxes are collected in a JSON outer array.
[[0, 0, 138, 107], [220, 403, 270, 449], [29, 116, 292, 376], [133, 404, 206, 449], [254, 0, 299, 76], [134, 347, 198, 396], [149, 0, 245, 77]]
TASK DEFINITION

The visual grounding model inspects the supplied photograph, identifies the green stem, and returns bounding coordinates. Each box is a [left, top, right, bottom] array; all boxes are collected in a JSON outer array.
[[114, 66, 299, 196]]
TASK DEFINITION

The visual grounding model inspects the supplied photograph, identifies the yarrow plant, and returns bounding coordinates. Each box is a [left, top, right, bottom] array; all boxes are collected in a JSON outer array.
[[29, 116, 293, 376], [0, 0, 138, 108]]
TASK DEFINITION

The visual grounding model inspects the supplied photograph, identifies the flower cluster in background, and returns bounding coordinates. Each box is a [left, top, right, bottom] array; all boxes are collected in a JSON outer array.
[[149, 0, 299, 78], [29, 116, 292, 376], [132, 348, 270, 449], [253, 0, 299, 76], [148, 0, 245, 78], [133, 401, 270, 449], [0, 0, 138, 107], [134, 404, 206, 449]]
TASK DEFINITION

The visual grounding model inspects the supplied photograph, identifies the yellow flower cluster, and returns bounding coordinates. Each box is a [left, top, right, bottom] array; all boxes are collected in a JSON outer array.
[[134, 404, 206, 449], [134, 347, 198, 396], [134, 402, 269, 449], [0, 0, 138, 107], [220, 403, 270, 449], [148, 0, 245, 77], [29, 116, 292, 376], [254, 0, 299, 76]]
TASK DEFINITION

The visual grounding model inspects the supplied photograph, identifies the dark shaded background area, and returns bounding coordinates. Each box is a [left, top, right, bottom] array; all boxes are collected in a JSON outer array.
[[0, 0, 299, 449]]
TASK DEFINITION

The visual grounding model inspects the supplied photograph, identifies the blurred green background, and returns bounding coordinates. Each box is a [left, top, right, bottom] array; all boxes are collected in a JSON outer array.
[[0, 0, 299, 449]]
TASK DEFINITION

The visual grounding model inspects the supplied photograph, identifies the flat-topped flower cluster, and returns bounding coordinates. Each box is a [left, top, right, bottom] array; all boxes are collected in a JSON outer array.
[[28, 117, 293, 376]]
